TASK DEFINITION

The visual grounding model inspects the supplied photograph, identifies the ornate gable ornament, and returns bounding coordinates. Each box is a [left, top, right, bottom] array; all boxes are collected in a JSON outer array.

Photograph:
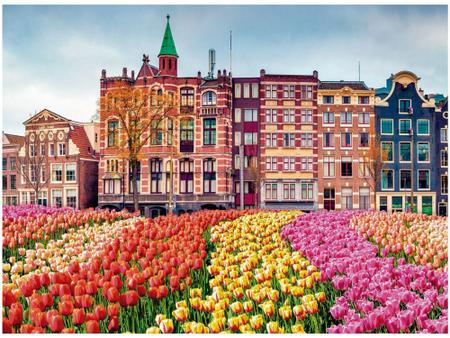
[[23, 109, 70, 125]]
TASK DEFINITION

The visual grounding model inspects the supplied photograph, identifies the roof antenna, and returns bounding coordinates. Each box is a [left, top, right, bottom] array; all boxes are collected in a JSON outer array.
[[229, 30, 232, 75], [358, 61, 361, 82]]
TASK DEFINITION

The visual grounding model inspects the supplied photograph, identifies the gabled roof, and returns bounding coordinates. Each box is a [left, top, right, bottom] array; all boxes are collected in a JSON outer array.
[[23, 109, 70, 125], [3, 133, 25, 146], [319, 81, 369, 90], [158, 15, 178, 57], [136, 54, 159, 79], [69, 124, 98, 159]]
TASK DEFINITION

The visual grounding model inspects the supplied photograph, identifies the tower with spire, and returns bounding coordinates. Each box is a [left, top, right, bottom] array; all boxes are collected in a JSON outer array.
[[158, 15, 179, 77]]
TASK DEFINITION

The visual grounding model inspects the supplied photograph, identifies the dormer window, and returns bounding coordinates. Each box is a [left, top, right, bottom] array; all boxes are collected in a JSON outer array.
[[202, 91, 217, 106]]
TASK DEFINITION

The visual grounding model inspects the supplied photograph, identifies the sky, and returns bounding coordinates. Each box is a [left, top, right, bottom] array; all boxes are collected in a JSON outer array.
[[3, 5, 448, 135]]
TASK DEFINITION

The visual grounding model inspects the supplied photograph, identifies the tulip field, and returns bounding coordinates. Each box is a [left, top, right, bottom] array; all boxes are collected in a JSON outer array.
[[2, 205, 448, 333]]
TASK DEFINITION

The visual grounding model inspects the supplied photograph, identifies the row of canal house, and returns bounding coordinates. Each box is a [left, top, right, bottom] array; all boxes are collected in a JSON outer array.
[[3, 16, 447, 216]]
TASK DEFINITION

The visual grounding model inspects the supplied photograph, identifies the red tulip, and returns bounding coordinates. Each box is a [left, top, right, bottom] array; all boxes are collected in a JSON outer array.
[[110, 275, 122, 289], [33, 311, 48, 328], [107, 303, 120, 317], [74, 284, 86, 297], [72, 308, 85, 325], [46, 309, 59, 324], [108, 317, 120, 332], [41, 293, 54, 309], [3, 289, 17, 308], [32, 326, 45, 333], [48, 314, 64, 333], [19, 324, 35, 333], [62, 328, 75, 333], [68, 261, 80, 274], [3, 317, 13, 333], [93, 305, 107, 321], [85, 281, 97, 295], [8, 303, 23, 326], [86, 320, 100, 333], [170, 275, 180, 292], [106, 287, 120, 303], [59, 284, 71, 297], [148, 286, 158, 299], [39, 273, 50, 287], [58, 301, 74, 316], [158, 285, 168, 299], [20, 282, 33, 298], [81, 294, 93, 308]]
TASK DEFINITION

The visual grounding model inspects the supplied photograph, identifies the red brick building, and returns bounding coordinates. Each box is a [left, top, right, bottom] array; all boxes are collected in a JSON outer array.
[[98, 16, 233, 215], [2, 133, 25, 205], [17, 109, 99, 209], [259, 70, 319, 211], [317, 81, 375, 210]]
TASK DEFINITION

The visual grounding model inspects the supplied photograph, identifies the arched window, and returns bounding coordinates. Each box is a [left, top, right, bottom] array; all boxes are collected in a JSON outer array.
[[180, 119, 194, 152], [150, 158, 163, 193], [180, 158, 194, 194], [203, 158, 216, 193], [202, 91, 217, 106]]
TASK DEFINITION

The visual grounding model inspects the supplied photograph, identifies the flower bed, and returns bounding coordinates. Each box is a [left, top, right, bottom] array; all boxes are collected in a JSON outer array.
[[281, 211, 448, 333], [2, 209, 254, 333], [350, 211, 448, 270]]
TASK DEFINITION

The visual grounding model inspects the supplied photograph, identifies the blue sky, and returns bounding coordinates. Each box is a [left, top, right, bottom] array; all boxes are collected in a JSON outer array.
[[3, 5, 448, 134]]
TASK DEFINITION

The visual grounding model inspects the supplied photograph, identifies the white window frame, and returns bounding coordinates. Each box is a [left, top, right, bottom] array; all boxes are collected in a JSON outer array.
[[340, 112, 353, 126], [322, 112, 335, 126], [381, 141, 394, 163], [440, 128, 448, 143], [398, 99, 412, 114], [301, 109, 313, 124], [417, 142, 430, 163], [65, 163, 77, 182], [441, 149, 448, 167], [398, 119, 412, 135], [51, 163, 63, 183], [251, 83, 259, 98], [399, 169, 412, 191], [417, 169, 430, 191], [441, 175, 448, 195], [243, 83, 250, 98], [234, 108, 241, 123], [358, 112, 370, 126], [416, 119, 430, 136], [234, 83, 241, 98], [381, 169, 394, 191], [399, 142, 412, 163], [323, 156, 335, 178], [380, 118, 394, 135], [58, 143, 66, 156]]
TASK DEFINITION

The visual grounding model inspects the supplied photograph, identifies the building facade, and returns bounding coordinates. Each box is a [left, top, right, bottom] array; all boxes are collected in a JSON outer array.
[[98, 16, 233, 215], [2, 133, 25, 206], [436, 98, 448, 216], [317, 81, 375, 210], [232, 77, 260, 209], [259, 70, 319, 211], [375, 71, 438, 215], [17, 109, 99, 209]]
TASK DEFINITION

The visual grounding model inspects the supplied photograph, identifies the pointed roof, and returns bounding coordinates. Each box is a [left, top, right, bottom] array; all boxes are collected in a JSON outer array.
[[158, 15, 178, 57], [23, 109, 71, 125]]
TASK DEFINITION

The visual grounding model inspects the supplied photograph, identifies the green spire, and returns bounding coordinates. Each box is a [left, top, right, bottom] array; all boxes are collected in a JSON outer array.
[[158, 15, 178, 57]]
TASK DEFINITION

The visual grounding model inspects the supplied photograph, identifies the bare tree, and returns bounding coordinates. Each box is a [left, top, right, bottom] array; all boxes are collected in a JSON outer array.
[[100, 85, 177, 212], [17, 139, 50, 205], [364, 135, 384, 210]]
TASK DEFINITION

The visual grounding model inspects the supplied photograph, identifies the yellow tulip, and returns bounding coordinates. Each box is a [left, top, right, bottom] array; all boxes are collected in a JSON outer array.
[[3, 264, 11, 272], [267, 289, 279, 302], [159, 319, 174, 333], [190, 297, 202, 310], [293, 304, 306, 320], [155, 314, 166, 326], [228, 317, 240, 332], [145, 327, 160, 334], [176, 300, 188, 309], [189, 288, 202, 298], [259, 300, 275, 317], [291, 324, 305, 333], [243, 300, 253, 313], [172, 307, 189, 322], [266, 321, 281, 333], [230, 301, 244, 314], [239, 324, 252, 333], [209, 318, 225, 333], [291, 286, 305, 297], [250, 314, 263, 330], [315, 291, 326, 302], [278, 305, 292, 321]]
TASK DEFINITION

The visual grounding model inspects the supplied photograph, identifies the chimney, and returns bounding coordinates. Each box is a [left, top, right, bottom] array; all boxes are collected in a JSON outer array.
[[122, 67, 127, 77], [197, 71, 202, 79], [313, 70, 318, 79], [218, 70, 222, 77], [208, 49, 216, 79], [131, 70, 135, 80], [260, 69, 266, 77], [101, 69, 106, 79], [223, 69, 227, 77]]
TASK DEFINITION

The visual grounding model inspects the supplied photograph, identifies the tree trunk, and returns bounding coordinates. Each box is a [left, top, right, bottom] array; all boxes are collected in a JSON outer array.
[[131, 160, 139, 213]]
